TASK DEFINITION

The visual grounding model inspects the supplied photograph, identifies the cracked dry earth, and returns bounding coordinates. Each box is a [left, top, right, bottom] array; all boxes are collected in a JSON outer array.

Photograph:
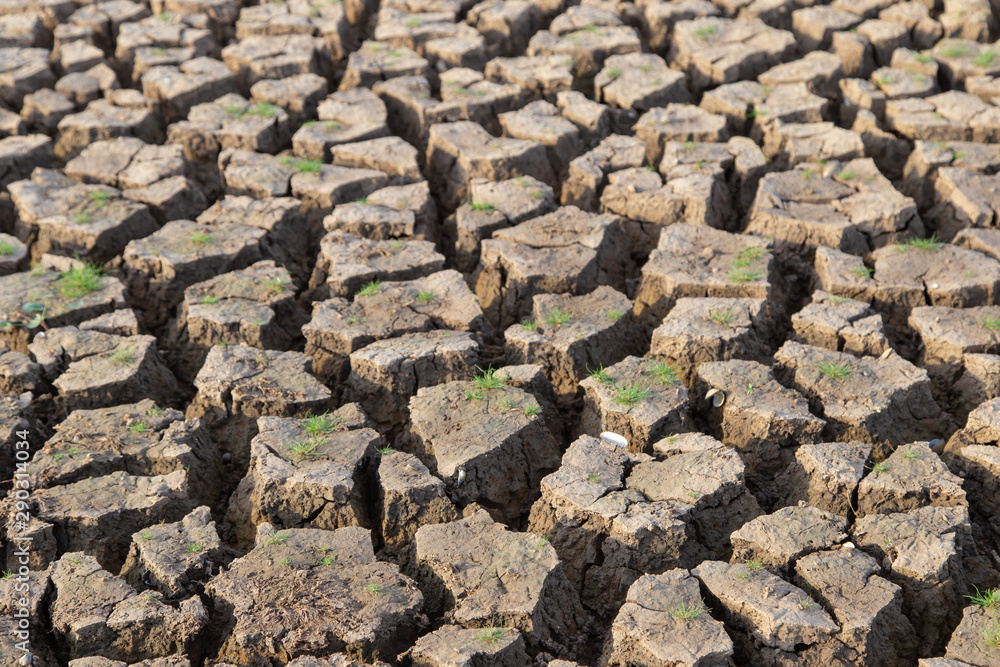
[[9, 1, 1000, 667]]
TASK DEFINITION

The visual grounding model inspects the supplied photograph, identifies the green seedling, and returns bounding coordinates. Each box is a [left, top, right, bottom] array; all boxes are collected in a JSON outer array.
[[649, 360, 679, 385], [139, 530, 154, 540], [317, 556, 336, 565], [984, 619, 1000, 648], [365, 583, 383, 595], [415, 289, 434, 303], [356, 280, 381, 298], [668, 602, 706, 619], [525, 405, 541, 417], [900, 447, 919, 460], [56, 262, 103, 299], [545, 306, 573, 328], [472, 365, 506, 392], [694, 24, 718, 40], [109, 347, 136, 366], [799, 599, 818, 610], [870, 461, 890, 476], [74, 212, 92, 224], [837, 169, 857, 180], [303, 411, 340, 436], [281, 557, 293, 566], [375, 445, 393, 455], [588, 364, 613, 385], [983, 317, 1000, 331], [613, 382, 652, 408], [199, 295, 220, 304], [521, 319, 537, 331], [817, 359, 853, 380], [729, 266, 764, 283], [587, 473, 599, 483], [477, 627, 504, 644], [709, 307, 735, 326], [0, 240, 15, 255], [607, 307, 623, 322], [129, 421, 150, 434], [89, 190, 110, 207], [190, 230, 213, 245], [606, 66, 622, 78], [850, 265, 874, 278], [288, 439, 321, 458], [185, 543, 204, 554], [968, 585, 1000, 608], [469, 200, 495, 212], [975, 50, 998, 67], [896, 234, 942, 252]]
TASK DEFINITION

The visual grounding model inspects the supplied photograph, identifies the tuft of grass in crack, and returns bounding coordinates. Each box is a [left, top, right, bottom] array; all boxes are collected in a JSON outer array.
[[870, 460, 890, 476], [607, 307, 623, 322], [850, 264, 874, 278], [613, 382, 652, 408], [545, 306, 573, 328], [267, 532, 289, 545], [588, 364, 613, 385], [365, 583, 383, 596], [375, 444, 393, 455], [521, 319, 537, 331], [303, 411, 341, 436], [190, 230, 213, 245], [900, 446, 919, 460], [139, 530, 154, 541], [199, 294, 220, 304], [668, 602, 706, 619], [89, 190, 110, 208], [75, 212, 92, 224], [469, 200, 495, 212], [799, 598, 818, 610], [415, 289, 434, 303], [129, 421, 150, 434], [477, 627, 504, 645], [729, 266, 764, 283], [968, 585, 1000, 608], [185, 543, 204, 554], [525, 405, 541, 417], [317, 555, 336, 565], [355, 280, 381, 298], [472, 365, 506, 392], [817, 359, 853, 380], [109, 347, 136, 366], [0, 240, 15, 255], [983, 317, 1000, 332], [56, 262, 104, 299], [606, 66, 622, 79], [709, 307, 735, 326], [896, 234, 942, 252], [262, 275, 286, 294], [649, 360, 679, 385], [975, 50, 998, 68], [984, 619, 1000, 648], [288, 438, 321, 458]]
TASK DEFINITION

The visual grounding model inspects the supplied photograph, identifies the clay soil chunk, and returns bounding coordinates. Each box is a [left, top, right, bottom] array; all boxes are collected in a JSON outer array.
[[30, 328, 179, 414], [634, 105, 729, 166], [405, 624, 529, 667], [338, 41, 430, 92], [185, 345, 332, 469], [443, 175, 557, 273], [759, 51, 846, 99], [0, 233, 28, 276], [55, 93, 162, 161], [404, 377, 558, 521], [776, 441, 872, 517], [856, 441, 966, 515], [578, 355, 692, 454], [411, 509, 586, 656], [141, 56, 236, 122], [167, 93, 291, 163], [308, 230, 444, 300], [793, 549, 917, 666], [498, 101, 583, 179], [526, 25, 641, 85], [345, 330, 478, 434], [694, 359, 825, 483], [0, 134, 54, 190], [167, 261, 307, 382], [884, 91, 1000, 144], [792, 291, 890, 357], [650, 297, 773, 383], [669, 18, 796, 94], [852, 506, 981, 655], [594, 53, 689, 113], [756, 120, 864, 169], [0, 47, 55, 111], [119, 505, 227, 599], [206, 526, 423, 664], [474, 206, 627, 329], [303, 270, 485, 384], [50, 552, 205, 662], [122, 219, 268, 328], [562, 134, 646, 212], [27, 399, 218, 505], [730, 506, 848, 570], [656, 136, 769, 217], [225, 406, 381, 548], [693, 560, 838, 658], [376, 450, 459, 557], [746, 158, 924, 257], [485, 55, 575, 102], [505, 287, 642, 403], [329, 136, 420, 187], [292, 88, 390, 162], [0, 263, 126, 353], [700, 81, 828, 137], [774, 340, 946, 449], [792, 5, 862, 51], [634, 224, 775, 325], [426, 120, 554, 211], [33, 469, 192, 572], [221, 34, 321, 91], [597, 569, 734, 667]]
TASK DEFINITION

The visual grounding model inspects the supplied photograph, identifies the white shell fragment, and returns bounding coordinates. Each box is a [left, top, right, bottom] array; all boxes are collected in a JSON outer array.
[[455, 467, 466, 485], [706, 388, 726, 407], [601, 432, 629, 449]]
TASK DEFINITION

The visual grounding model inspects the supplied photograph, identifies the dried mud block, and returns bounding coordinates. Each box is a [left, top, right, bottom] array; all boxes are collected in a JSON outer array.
[[115, 14, 218, 84], [853, 506, 980, 655], [404, 378, 559, 522], [291, 89, 389, 162], [594, 53, 688, 114], [871, 63, 938, 100], [634, 105, 728, 167], [64, 138, 172, 189], [0, 263, 126, 354], [372, 7, 486, 67], [376, 451, 459, 558], [405, 624, 529, 667], [923, 165, 1000, 241], [0, 346, 41, 394], [485, 55, 575, 102], [931, 39, 1000, 89], [557, 90, 614, 148], [942, 604, 1000, 665], [909, 305, 1000, 399], [945, 397, 1000, 457], [122, 219, 267, 328], [634, 224, 775, 325], [526, 24, 641, 86], [185, 345, 332, 469], [474, 206, 627, 329], [27, 399, 218, 506], [119, 506, 227, 599], [693, 560, 838, 661], [55, 92, 162, 161], [562, 134, 646, 211], [792, 291, 889, 357], [30, 328, 178, 414], [669, 17, 795, 94], [643, 0, 721, 52], [411, 509, 586, 656], [50, 552, 205, 662], [938, 0, 995, 42], [650, 298, 772, 384], [816, 241, 1000, 336], [466, 0, 543, 57], [345, 330, 477, 434], [308, 230, 444, 301], [499, 101, 583, 180], [141, 56, 236, 123], [759, 51, 846, 99], [250, 73, 328, 129], [0, 392, 30, 485], [578, 355, 692, 454], [233, 3, 351, 61], [792, 549, 917, 666], [0, 134, 53, 190], [597, 569, 734, 667], [879, 3, 942, 51], [792, 5, 861, 50], [505, 287, 642, 404], [11, 168, 159, 263], [756, 120, 864, 170], [527, 434, 716, 616], [339, 41, 430, 92], [322, 181, 438, 243], [746, 158, 923, 258], [701, 82, 828, 137], [373, 70, 521, 150], [774, 341, 945, 449], [33, 470, 192, 572], [303, 270, 485, 384], [328, 136, 420, 187], [856, 441, 966, 516], [426, 120, 553, 211], [694, 359, 824, 488], [775, 441, 872, 517], [168, 93, 291, 164], [0, 232, 28, 276], [0, 47, 55, 111], [0, 566, 56, 666], [221, 34, 321, 92], [443, 175, 557, 273], [885, 91, 1000, 144], [167, 261, 307, 382], [947, 441, 1000, 552], [730, 506, 848, 570], [225, 407, 380, 548], [206, 526, 423, 664]]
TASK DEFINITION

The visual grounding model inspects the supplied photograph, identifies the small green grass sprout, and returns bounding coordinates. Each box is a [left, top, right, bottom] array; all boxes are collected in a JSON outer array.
[[649, 360, 679, 385], [613, 382, 652, 408], [668, 601, 706, 619], [896, 234, 942, 252], [545, 306, 573, 328], [109, 347, 136, 366], [525, 404, 541, 417], [415, 289, 434, 303], [968, 585, 1000, 608], [56, 262, 103, 299], [303, 411, 340, 436], [587, 364, 613, 385], [190, 230, 213, 245], [0, 240, 15, 255], [817, 359, 853, 380], [709, 307, 735, 326], [469, 200, 495, 212], [185, 543, 204, 554], [129, 421, 150, 434], [356, 280, 381, 298]]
